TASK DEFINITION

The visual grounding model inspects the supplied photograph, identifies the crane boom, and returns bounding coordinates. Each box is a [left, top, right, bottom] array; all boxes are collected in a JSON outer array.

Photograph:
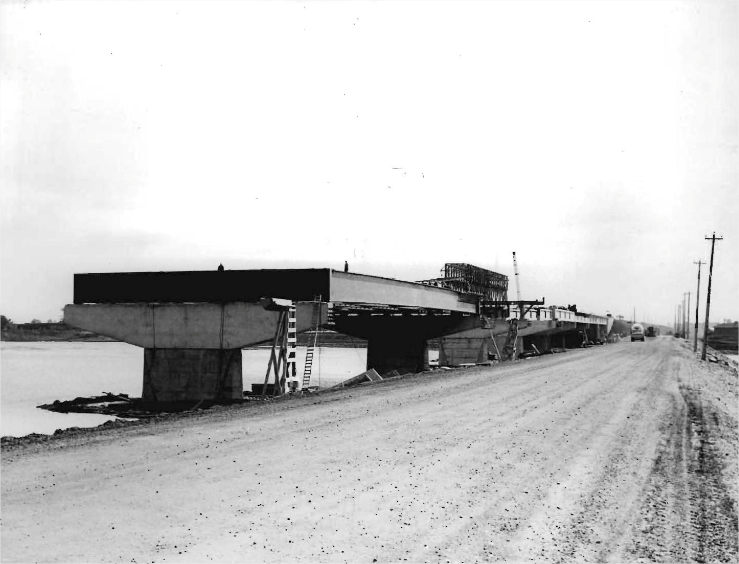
[[512, 252, 522, 302]]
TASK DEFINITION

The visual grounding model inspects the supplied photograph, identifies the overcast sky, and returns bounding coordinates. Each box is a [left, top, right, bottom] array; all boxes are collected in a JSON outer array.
[[1, 0, 737, 326]]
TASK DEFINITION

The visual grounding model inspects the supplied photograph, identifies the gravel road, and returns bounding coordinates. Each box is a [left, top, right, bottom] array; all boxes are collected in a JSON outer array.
[[2, 337, 737, 563]]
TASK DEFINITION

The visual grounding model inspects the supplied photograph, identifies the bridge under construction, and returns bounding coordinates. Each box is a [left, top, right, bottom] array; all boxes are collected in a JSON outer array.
[[64, 263, 613, 402]]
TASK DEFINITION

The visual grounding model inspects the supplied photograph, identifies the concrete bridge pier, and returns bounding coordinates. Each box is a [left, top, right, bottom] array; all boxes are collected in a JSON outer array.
[[142, 348, 243, 402], [523, 332, 551, 353], [334, 318, 433, 376], [561, 329, 585, 348], [586, 324, 606, 343], [333, 314, 481, 376], [366, 333, 429, 375], [439, 336, 491, 365], [64, 302, 321, 402], [437, 318, 513, 365]]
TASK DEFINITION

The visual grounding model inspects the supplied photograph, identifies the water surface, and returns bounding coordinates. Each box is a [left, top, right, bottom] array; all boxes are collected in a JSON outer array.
[[1, 341, 368, 437]]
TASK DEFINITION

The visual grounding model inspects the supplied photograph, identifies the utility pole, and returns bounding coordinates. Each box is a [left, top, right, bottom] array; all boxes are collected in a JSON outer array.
[[683, 292, 690, 339], [693, 260, 703, 353], [701, 233, 723, 361], [685, 292, 691, 341], [674, 305, 678, 335]]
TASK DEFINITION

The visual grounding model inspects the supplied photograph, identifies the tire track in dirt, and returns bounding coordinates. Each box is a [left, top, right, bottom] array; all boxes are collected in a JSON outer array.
[[623, 342, 738, 564], [484, 340, 673, 563], [593, 348, 684, 561], [406, 342, 673, 562]]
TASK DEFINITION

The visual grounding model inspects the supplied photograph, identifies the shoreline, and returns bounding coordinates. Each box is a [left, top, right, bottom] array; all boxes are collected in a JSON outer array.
[[1, 393, 291, 450], [3, 340, 732, 448], [0, 367, 433, 451], [1, 341, 372, 440]]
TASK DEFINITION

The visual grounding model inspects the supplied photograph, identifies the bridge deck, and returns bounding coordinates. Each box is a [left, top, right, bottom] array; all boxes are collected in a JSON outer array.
[[72, 268, 609, 326], [73, 269, 479, 314]]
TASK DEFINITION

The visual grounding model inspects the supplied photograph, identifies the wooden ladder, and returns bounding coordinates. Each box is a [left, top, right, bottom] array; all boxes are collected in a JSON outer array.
[[302, 295, 322, 389]]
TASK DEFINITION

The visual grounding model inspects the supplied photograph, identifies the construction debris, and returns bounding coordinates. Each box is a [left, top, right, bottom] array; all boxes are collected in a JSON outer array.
[[327, 368, 383, 389], [37, 394, 215, 419]]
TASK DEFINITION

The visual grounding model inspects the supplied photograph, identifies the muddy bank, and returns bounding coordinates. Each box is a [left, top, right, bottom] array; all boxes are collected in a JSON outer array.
[[1, 367, 431, 451], [1, 395, 280, 450]]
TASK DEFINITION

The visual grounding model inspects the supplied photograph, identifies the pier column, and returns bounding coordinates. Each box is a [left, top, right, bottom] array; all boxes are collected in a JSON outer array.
[[143, 348, 243, 402], [437, 319, 513, 364], [523, 332, 550, 354], [330, 313, 485, 375], [333, 316, 467, 376], [591, 325, 607, 342], [439, 337, 488, 365], [366, 333, 429, 375]]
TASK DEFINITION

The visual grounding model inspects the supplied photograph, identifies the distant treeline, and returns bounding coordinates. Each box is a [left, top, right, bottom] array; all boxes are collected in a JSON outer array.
[[0, 321, 116, 342]]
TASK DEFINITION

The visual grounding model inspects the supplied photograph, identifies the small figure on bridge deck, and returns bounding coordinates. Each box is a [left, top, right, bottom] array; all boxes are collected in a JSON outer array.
[[344, 261, 349, 273], [217, 264, 224, 272]]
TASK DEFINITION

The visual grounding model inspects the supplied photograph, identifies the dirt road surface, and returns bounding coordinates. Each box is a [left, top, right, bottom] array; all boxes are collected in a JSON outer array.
[[2, 338, 737, 563]]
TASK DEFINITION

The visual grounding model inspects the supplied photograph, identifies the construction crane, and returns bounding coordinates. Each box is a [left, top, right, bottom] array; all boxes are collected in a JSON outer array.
[[501, 252, 524, 361], [512, 252, 522, 302]]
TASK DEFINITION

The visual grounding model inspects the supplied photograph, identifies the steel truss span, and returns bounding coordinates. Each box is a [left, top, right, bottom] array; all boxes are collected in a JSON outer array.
[[417, 263, 509, 302]]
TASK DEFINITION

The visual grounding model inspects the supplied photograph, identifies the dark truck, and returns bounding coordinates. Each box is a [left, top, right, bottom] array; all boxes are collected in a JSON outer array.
[[645, 326, 656, 338]]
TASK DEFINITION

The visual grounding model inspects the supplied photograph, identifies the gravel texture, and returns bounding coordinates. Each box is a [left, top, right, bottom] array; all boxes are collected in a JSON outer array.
[[2, 337, 737, 563]]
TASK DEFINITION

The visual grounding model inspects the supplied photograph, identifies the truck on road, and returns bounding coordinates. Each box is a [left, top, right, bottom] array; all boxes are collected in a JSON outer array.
[[631, 323, 645, 342]]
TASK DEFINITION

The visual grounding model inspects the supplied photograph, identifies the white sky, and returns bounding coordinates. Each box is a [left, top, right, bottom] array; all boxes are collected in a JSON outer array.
[[1, 0, 737, 325]]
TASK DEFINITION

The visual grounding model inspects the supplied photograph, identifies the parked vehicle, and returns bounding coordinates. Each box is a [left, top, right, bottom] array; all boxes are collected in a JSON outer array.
[[631, 324, 645, 342]]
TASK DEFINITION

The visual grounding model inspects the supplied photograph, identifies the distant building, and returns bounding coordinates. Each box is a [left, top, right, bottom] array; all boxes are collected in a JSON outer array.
[[708, 321, 738, 352]]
